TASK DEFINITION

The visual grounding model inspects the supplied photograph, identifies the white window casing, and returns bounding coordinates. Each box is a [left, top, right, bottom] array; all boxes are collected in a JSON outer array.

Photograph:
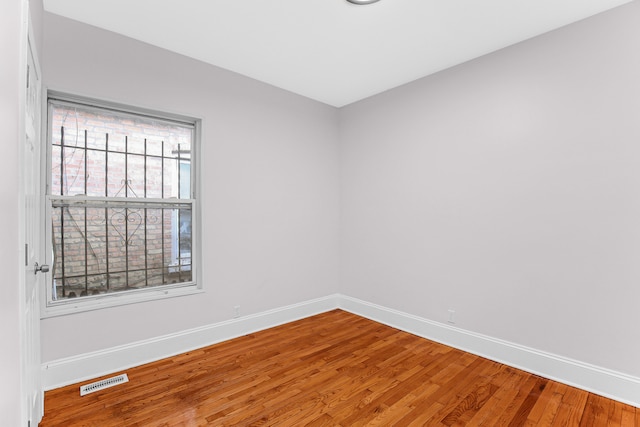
[[43, 92, 201, 317]]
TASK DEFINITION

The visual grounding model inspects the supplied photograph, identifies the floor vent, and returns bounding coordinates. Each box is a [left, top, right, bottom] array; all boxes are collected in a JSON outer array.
[[80, 374, 129, 396]]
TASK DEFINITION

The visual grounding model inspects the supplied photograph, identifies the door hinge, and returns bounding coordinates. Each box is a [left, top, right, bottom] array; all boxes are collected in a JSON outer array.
[[25, 243, 29, 266]]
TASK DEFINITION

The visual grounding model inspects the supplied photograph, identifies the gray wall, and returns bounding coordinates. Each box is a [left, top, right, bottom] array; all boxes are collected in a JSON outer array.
[[340, 1, 640, 377], [41, 13, 341, 362], [40, 0, 640, 383]]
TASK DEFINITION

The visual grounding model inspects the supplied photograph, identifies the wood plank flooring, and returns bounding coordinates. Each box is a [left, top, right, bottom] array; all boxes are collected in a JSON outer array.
[[39, 310, 638, 426]]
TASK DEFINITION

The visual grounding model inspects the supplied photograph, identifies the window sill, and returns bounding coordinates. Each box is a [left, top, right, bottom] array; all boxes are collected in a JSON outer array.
[[41, 284, 203, 318]]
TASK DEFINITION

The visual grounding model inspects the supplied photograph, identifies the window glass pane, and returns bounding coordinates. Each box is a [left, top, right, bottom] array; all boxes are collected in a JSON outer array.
[[51, 102, 193, 200], [126, 207, 146, 270], [50, 200, 193, 302], [127, 135, 145, 156], [146, 157, 163, 198], [86, 207, 107, 278], [50, 206, 89, 298], [146, 138, 163, 157], [62, 145, 86, 196], [127, 270, 147, 290], [164, 134, 191, 160], [146, 207, 165, 272], [51, 206, 63, 295], [164, 208, 176, 267], [85, 274, 109, 296], [107, 152, 126, 197], [86, 149, 105, 197], [160, 158, 192, 199], [50, 112, 65, 146], [147, 268, 165, 287], [163, 157, 178, 199], [179, 162, 191, 199], [107, 207, 128, 276], [85, 128, 106, 151], [179, 208, 191, 262], [107, 133, 126, 154], [48, 97, 196, 307], [109, 272, 128, 293], [53, 110, 84, 149], [127, 154, 146, 197], [51, 145, 62, 196]]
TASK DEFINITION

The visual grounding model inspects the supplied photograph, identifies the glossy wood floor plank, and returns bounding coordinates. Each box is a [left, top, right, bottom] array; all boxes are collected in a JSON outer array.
[[40, 310, 637, 426]]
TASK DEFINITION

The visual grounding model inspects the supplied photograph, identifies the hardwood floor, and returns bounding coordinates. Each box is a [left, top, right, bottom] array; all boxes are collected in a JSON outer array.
[[40, 310, 638, 426]]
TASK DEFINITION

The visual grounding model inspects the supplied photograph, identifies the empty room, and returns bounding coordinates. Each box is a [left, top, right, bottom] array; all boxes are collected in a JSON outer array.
[[2, 0, 640, 425]]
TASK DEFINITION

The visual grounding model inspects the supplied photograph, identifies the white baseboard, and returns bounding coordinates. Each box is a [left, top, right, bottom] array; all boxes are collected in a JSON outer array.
[[337, 294, 640, 408], [42, 293, 640, 408], [42, 294, 341, 390]]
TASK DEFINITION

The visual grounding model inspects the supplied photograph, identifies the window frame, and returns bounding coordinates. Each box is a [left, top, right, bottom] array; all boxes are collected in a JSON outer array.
[[41, 91, 202, 318]]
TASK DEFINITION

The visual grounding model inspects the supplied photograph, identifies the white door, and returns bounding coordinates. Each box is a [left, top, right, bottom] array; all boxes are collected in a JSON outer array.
[[22, 20, 44, 426]]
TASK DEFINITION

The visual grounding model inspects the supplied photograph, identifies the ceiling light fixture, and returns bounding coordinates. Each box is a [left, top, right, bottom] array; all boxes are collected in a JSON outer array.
[[346, 0, 380, 4]]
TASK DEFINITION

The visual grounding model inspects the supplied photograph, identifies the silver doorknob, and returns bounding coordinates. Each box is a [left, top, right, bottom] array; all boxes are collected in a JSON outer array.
[[34, 262, 49, 275]]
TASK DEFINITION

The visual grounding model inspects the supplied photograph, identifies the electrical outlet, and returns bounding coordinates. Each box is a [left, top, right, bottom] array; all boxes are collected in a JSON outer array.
[[448, 309, 455, 324], [233, 305, 240, 318]]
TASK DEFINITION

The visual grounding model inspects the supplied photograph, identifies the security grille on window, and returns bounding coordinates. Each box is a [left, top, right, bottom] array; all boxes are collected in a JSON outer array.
[[46, 94, 198, 309]]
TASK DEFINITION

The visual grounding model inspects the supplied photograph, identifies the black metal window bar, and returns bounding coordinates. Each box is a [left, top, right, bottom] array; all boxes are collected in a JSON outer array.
[[49, 102, 194, 301]]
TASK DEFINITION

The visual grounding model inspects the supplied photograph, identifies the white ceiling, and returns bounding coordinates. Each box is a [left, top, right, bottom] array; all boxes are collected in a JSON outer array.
[[43, 0, 633, 107]]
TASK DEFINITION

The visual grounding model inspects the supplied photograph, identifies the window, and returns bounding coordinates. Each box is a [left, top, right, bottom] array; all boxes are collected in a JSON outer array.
[[44, 93, 200, 315]]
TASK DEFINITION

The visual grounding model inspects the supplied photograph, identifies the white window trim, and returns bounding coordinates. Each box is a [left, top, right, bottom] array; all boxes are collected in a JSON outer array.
[[41, 91, 202, 318]]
